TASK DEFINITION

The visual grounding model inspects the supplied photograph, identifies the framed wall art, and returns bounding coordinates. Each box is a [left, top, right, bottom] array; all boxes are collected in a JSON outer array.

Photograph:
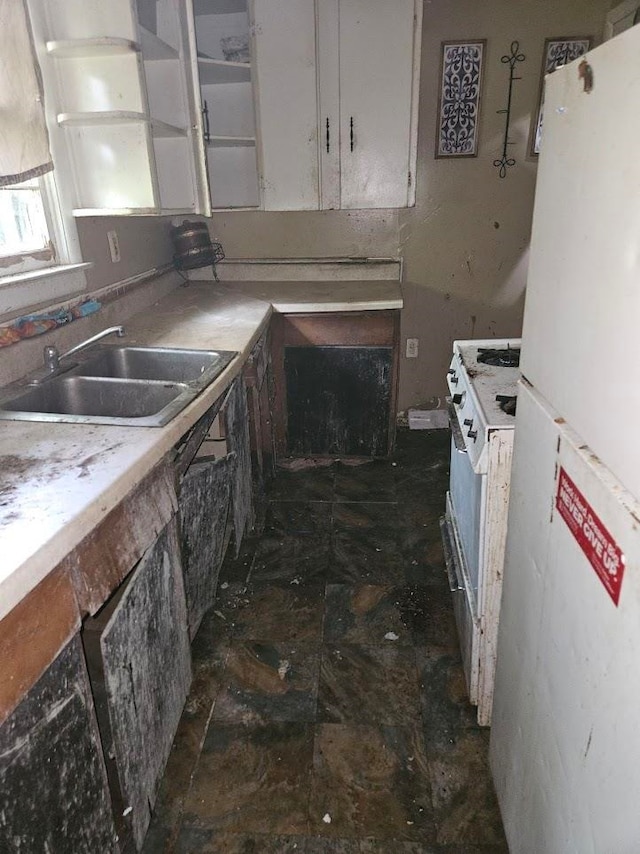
[[436, 40, 486, 158], [529, 36, 592, 156]]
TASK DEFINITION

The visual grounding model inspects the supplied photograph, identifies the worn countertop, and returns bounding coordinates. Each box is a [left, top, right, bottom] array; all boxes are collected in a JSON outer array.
[[0, 279, 402, 621], [222, 279, 403, 313]]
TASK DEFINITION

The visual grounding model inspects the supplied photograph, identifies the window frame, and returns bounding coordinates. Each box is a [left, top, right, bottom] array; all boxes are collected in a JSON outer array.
[[0, 0, 86, 315]]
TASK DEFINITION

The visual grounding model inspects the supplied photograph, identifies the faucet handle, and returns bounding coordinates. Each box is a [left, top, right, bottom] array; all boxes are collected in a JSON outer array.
[[43, 345, 60, 372]]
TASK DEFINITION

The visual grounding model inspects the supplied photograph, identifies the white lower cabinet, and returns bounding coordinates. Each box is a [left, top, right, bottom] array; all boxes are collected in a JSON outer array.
[[254, 0, 422, 211]]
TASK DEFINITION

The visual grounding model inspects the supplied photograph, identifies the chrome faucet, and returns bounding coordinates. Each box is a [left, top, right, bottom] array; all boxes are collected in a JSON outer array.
[[43, 325, 125, 373]]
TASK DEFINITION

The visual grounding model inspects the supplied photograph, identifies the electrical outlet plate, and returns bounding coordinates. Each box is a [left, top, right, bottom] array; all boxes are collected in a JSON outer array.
[[406, 338, 419, 358], [107, 230, 121, 263]]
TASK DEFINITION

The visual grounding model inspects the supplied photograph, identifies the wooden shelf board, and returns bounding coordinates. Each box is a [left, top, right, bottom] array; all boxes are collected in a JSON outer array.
[[193, 0, 247, 15], [47, 38, 139, 58], [73, 207, 195, 217], [197, 58, 251, 84], [211, 204, 260, 211], [151, 119, 188, 138], [207, 136, 255, 148], [139, 27, 179, 60], [58, 110, 148, 127]]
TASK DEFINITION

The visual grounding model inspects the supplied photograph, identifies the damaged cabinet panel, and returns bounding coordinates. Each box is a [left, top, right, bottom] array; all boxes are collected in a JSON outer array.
[[0, 564, 80, 725], [176, 373, 257, 637], [244, 327, 276, 499], [0, 636, 118, 853], [179, 454, 234, 638], [273, 310, 400, 458], [285, 346, 393, 457], [173, 396, 225, 479], [62, 460, 178, 616], [84, 518, 191, 851], [222, 376, 254, 553]]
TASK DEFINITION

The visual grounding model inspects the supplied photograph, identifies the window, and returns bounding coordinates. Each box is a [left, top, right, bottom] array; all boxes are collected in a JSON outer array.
[[0, 0, 61, 280], [0, 177, 54, 274], [0, 0, 87, 324]]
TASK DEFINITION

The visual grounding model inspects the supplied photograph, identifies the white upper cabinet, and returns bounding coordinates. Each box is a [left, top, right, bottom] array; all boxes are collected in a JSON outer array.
[[254, 0, 422, 211], [187, 0, 260, 209], [605, 0, 640, 39], [31, 0, 421, 215], [253, 0, 320, 210], [335, 0, 418, 209], [36, 0, 208, 215]]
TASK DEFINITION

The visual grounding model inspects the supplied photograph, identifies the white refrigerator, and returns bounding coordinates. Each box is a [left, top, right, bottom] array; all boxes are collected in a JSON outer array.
[[490, 25, 640, 854]]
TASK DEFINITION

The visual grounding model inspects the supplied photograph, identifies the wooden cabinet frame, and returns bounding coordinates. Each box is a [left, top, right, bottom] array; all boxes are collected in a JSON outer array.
[[271, 310, 400, 458]]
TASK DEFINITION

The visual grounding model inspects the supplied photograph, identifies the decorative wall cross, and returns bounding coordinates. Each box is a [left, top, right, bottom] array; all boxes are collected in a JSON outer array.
[[494, 41, 525, 178]]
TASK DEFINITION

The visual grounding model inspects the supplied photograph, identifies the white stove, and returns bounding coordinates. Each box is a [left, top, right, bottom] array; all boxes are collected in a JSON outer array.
[[441, 337, 521, 725], [446, 339, 520, 472]]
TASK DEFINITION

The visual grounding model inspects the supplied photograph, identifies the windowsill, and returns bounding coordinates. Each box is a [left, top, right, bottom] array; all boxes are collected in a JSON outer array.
[[0, 262, 92, 288], [0, 262, 93, 323]]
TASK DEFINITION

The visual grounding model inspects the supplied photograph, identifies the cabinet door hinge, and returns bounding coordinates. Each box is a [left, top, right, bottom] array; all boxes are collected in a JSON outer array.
[[408, 171, 412, 187]]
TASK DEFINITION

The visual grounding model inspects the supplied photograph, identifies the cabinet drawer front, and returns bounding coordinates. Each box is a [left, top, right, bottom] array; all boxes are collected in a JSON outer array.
[[283, 311, 396, 347], [63, 461, 178, 615], [0, 566, 80, 725]]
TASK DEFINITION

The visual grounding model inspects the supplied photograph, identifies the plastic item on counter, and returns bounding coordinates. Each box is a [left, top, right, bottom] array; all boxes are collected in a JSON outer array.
[[0, 299, 101, 348]]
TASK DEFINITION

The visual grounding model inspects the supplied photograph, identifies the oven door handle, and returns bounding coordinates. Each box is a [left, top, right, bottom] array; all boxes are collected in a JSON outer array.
[[439, 516, 465, 592], [446, 397, 467, 454]]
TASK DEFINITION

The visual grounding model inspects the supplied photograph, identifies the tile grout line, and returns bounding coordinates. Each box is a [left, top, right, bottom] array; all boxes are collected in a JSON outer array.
[[168, 642, 233, 852]]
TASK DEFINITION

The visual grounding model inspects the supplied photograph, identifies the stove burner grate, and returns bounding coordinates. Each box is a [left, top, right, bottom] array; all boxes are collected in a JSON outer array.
[[496, 394, 517, 416], [477, 346, 521, 368]]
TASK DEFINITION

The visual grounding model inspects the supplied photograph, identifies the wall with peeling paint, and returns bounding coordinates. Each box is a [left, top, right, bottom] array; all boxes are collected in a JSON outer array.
[[204, 0, 610, 412], [398, 0, 610, 410]]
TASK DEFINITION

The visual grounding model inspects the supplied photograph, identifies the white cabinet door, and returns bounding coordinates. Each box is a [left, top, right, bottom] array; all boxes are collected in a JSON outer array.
[[36, 0, 211, 215], [188, 0, 260, 209], [317, 0, 340, 209], [253, 0, 319, 210], [179, 0, 213, 216], [338, 0, 416, 209], [255, 0, 420, 211]]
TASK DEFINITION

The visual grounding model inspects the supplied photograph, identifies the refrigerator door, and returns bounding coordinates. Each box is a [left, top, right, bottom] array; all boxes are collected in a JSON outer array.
[[491, 382, 640, 854], [519, 25, 640, 498]]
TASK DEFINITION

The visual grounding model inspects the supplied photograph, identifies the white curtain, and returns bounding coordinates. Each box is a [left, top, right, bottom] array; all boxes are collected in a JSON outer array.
[[0, 0, 52, 186]]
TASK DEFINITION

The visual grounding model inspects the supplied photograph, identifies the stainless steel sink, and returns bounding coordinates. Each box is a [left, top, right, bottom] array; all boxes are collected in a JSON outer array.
[[70, 346, 236, 386], [0, 346, 237, 427], [0, 377, 194, 427]]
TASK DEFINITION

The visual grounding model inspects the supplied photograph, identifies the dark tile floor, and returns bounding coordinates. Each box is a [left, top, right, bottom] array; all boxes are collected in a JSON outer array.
[[143, 429, 508, 853]]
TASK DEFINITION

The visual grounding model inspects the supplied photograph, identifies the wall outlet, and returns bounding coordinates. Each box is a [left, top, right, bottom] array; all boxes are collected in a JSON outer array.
[[406, 337, 419, 358], [107, 230, 121, 263]]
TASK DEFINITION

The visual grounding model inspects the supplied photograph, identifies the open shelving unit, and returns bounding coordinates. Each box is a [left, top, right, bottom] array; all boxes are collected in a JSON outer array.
[[40, 0, 206, 215], [192, 0, 260, 209], [46, 37, 139, 57]]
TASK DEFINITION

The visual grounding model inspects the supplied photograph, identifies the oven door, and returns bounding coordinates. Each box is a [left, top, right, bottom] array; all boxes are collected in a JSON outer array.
[[441, 399, 485, 705], [449, 434, 484, 604]]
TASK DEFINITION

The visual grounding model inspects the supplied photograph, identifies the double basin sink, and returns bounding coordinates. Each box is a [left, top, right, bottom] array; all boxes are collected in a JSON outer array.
[[0, 346, 237, 427]]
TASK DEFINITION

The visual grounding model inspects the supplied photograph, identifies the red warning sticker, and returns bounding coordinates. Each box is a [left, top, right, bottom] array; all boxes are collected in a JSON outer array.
[[556, 467, 625, 606]]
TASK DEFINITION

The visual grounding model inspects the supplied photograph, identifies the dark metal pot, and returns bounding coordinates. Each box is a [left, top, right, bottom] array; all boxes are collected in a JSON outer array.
[[171, 220, 224, 271]]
